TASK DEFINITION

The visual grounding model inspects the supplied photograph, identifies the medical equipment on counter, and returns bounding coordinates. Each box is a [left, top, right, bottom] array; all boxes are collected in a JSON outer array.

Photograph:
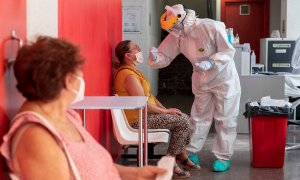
[[226, 28, 234, 44], [251, 50, 256, 65], [260, 38, 296, 72], [233, 44, 251, 75], [234, 34, 240, 45], [251, 64, 264, 74]]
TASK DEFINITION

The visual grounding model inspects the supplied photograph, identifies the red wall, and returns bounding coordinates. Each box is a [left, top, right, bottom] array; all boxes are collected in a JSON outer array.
[[0, 1, 26, 178], [58, 0, 122, 155], [0, 0, 122, 176]]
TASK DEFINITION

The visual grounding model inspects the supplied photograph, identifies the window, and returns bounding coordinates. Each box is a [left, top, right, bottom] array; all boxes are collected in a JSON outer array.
[[240, 5, 250, 15]]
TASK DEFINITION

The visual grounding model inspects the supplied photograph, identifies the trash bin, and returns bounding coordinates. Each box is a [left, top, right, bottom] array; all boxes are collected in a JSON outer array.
[[243, 102, 293, 168]]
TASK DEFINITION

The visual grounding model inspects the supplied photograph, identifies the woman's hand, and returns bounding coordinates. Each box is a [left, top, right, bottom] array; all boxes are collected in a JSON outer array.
[[115, 164, 166, 180], [164, 108, 183, 116]]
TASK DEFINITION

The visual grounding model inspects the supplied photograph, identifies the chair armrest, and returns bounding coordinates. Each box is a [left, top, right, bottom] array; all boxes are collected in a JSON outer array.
[[148, 129, 170, 134]]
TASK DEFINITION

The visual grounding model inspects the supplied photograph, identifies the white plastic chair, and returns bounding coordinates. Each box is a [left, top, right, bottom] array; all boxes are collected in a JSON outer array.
[[110, 109, 170, 160]]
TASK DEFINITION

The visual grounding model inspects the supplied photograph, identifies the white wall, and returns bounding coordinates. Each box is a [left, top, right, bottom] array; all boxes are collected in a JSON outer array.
[[216, 0, 220, 20], [122, 0, 164, 96], [27, 0, 58, 40], [269, 0, 281, 35], [281, 0, 300, 39]]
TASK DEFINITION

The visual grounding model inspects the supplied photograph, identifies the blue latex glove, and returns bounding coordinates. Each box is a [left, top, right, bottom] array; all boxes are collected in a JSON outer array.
[[195, 60, 214, 71], [149, 47, 158, 61]]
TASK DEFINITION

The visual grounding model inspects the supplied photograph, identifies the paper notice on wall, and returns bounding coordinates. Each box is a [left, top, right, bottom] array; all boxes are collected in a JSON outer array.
[[122, 6, 141, 33]]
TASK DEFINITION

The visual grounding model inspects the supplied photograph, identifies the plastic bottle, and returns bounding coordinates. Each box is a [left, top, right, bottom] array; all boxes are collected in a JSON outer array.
[[251, 50, 256, 65], [227, 28, 234, 44], [234, 34, 240, 45], [228, 34, 232, 44]]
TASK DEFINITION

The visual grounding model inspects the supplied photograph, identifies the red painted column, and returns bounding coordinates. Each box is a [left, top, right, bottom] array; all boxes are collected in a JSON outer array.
[[0, 1, 26, 178], [58, 0, 122, 157]]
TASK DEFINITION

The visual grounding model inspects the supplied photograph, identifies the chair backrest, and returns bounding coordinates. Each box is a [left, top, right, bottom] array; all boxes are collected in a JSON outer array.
[[110, 109, 170, 146], [110, 109, 140, 145]]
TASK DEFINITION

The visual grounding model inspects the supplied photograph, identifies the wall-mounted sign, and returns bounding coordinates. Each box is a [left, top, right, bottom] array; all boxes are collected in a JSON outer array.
[[122, 6, 141, 34]]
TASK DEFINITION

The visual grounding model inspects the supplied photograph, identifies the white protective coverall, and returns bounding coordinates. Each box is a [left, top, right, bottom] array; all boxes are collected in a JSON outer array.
[[148, 7, 241, 160]]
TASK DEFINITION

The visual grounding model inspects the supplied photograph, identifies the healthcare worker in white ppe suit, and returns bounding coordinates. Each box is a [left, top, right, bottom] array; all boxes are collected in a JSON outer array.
[[148, 4, 241, 172]]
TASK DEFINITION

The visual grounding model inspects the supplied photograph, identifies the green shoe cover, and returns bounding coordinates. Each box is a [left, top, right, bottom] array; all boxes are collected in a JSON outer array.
[[188, 153, 200, 165], [213, 159, 231, 172]]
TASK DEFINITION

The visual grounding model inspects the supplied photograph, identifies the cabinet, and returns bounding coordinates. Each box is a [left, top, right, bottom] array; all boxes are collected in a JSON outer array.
[[260, 38, 296, 72]]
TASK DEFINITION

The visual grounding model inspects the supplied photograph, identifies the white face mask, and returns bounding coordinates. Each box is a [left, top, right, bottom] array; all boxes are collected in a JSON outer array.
[[133, 51, 144, 65], [71, 75, 85, 104]]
